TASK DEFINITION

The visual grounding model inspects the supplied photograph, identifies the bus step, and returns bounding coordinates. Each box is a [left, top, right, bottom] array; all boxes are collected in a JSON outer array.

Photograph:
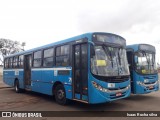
[[25, 88, 31, 91], [73, 99, 88, 103], [25, 85, 31, 91]]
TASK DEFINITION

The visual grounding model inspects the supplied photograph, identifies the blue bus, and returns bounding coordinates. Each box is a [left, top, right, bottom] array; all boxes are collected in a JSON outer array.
[[3, 32, 131, 105], [126, 44, 159, 94]]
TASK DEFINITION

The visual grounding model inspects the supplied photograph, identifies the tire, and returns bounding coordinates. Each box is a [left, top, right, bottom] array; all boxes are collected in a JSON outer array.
[[55, 84, 68, 105], [14, 80, 23, 93]]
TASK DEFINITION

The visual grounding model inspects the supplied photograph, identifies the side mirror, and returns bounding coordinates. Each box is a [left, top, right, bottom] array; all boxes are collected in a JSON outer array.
[[90, 45, 95, 57], [134, 56, 138, 64], [88, 41, 95, 57]]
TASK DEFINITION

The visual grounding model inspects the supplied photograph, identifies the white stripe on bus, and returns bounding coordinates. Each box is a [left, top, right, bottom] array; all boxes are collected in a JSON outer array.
[[31, 67, 72, 71], [3, 67, 72, 72], [3, 69, 24, 71]]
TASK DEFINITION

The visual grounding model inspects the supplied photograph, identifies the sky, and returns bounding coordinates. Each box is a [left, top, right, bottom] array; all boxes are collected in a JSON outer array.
[[0, 0, 160, 63]]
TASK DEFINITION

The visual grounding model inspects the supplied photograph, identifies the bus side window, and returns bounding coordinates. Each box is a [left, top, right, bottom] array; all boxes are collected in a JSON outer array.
[[4, 58, 8, 68], [13, 56, 18, 68], [8, 57, 13, 68], [13, 57, 15, 68], [19, 55, 24, 68], [56, 45, 69, 66], [43, 48, 54, 67], [4, 59, 5, 68], [33, 50, 42, 67]]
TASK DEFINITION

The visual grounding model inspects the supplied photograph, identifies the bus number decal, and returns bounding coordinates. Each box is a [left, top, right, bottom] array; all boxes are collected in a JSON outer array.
[[54, 70, 57, 76], [15, 70, 19, 75]]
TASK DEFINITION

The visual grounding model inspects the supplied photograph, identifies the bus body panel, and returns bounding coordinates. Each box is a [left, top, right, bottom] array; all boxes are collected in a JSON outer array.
[[88, 74, 131, 104], [3, 70, 15, 87], [31, 81, 53, 95], [30, 67, 72, 97], [3, 69, 25, 89]]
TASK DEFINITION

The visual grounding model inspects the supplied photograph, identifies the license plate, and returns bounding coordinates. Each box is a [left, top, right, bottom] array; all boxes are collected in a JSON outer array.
[[116, 93, 122, 97], [149, 86, 153, 89]]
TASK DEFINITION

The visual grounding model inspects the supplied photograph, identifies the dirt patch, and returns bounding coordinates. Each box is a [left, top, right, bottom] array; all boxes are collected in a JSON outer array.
[[0, 94, 39, 110], [0, 75, 39, 110]]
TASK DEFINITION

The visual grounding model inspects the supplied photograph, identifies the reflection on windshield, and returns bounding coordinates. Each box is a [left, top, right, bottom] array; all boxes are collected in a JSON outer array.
[[91, 46, 129, 76], [135, 52, 157, 74]]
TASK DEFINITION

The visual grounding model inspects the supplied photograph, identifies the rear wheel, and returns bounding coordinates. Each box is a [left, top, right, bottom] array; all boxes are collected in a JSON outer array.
[[55, 84, 68, 105]]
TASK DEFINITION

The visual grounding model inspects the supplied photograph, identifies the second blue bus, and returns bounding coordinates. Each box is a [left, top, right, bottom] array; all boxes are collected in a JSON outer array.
[[127, 44, 159, 94]]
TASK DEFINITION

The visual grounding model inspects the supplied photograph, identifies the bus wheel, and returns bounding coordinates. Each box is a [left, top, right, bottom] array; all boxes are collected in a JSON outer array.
[[55, 84, 68, 105], [14, 80, 22, 93]]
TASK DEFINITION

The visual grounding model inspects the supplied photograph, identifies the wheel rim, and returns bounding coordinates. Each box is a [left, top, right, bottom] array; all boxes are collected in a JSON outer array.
[[16, 84, 18, 91], [57, 89, 64, 100]]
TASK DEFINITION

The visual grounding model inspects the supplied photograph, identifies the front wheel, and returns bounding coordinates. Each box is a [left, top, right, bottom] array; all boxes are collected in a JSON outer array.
[[55, 84, 69, 105]]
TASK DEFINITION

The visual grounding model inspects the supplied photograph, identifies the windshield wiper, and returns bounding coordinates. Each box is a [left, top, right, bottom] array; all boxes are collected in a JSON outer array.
[[143, 51, 151, 73], [118, 48, 122, 65], [102, 45, 114, 68], [151, 54, 156, 72]]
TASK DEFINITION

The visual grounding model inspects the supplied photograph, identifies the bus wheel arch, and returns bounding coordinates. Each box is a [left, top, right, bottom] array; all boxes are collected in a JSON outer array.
[[52, 81, 62, 95], [52, 81, 69, 105], [14, 78, 24, 93]]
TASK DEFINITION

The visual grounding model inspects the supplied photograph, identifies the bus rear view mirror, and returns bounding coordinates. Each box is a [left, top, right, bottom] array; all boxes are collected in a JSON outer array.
[[134, 56, 138, 64], [88, 41, 95, 57], [90, 45, 95, 57]]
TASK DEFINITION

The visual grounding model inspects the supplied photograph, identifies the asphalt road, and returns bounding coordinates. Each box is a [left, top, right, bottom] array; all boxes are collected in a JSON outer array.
[[0, 74, 160, 120]]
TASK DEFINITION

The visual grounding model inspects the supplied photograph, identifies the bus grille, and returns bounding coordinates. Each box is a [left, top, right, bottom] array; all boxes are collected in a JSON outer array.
[[144, 81, 156, 85], [108, 87, 126, 90], [107, 79, 129, 83]]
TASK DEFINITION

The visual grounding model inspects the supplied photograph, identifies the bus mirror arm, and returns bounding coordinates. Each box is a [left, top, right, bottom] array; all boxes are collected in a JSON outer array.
[[134, 56, 138, 64], [88, 41, 95, 46]]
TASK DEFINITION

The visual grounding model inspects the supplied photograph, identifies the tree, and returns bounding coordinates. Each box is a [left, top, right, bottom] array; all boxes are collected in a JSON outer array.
[[0, 38, 26, 65]]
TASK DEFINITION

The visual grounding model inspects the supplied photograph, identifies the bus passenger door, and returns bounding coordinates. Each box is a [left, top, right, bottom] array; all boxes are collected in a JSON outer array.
[[24, 54, 32, 89], [73, 43, 88, 102], [127, 50, 134, 92]]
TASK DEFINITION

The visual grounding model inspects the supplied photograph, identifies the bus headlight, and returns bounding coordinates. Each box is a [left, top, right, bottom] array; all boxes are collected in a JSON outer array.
[[102, 88, 108, 92], [92, 81, 109, 92], [126, 85, 130, 89], [98, 85, 103, 91], [137, 81, 142, 85]]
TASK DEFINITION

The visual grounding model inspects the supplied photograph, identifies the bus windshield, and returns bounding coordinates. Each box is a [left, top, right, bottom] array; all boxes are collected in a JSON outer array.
[[135, 51, 157, 74], [91, 45, 129, 76]]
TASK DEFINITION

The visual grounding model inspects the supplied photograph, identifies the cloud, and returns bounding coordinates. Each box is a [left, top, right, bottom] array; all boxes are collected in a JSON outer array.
[[0, 0, 160, 62], [75, 0, 160, 34]]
